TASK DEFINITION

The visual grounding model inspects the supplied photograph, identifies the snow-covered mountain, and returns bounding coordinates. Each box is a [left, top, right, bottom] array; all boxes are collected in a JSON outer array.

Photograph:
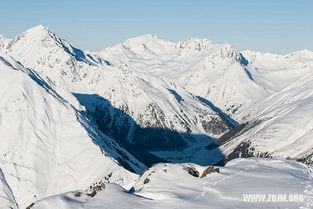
[[1, 25, 313, 208], [100, 35, 268, 122], [0, 53, 144, 208], [1, 25, 234, 166], [4, 25, 108, 87], [98, 33, 313, 165], [219, 50, 313, 164]]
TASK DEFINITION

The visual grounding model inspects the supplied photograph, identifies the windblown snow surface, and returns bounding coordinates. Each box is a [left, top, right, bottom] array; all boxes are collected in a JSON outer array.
[[0, 25, 313, 208], [34, 158, 313, 209]]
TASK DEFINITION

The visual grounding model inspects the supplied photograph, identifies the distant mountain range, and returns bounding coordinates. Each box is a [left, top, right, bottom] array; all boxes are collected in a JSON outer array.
[[0, 25, 312, 208]]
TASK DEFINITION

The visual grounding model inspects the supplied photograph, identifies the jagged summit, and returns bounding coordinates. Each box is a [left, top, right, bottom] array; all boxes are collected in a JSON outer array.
[[5, 24, 65, 53], [1, 25, 313, 208], [3, 25, 107, 88], [103, 34, 226, 54], [6, 25, 313, 58], [22, 25, 60, 43], [176, 37, 214, 51], [101, 34, 244, 66], [2, 25, 55, 50], [15, 25, 55, 41]]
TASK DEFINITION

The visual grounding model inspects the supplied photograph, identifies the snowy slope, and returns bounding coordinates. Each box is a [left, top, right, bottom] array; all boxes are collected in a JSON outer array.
[[1, 25, 313, 208], [2, 26, 234, 166], [2, 25, 313, 166], [100, 36, 268, 122], [219, 50, 313, 164], [0, 168, 17, 209], [242, 50, 313, 93], [33, 158, 313, 209], [0, 54, 145, 208], [99, 33, 313, 165], [4, 25, 109, 87]]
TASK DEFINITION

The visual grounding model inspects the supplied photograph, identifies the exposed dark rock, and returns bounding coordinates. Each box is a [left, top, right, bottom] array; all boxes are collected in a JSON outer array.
[[143, 178, 150, 184], [214, 119, 264, 147], [225, 140, 271, 163], [74, 192, 82, 197], [200, 166, 215, 178], [288, 153, 313, 165], [86, 183, 105, 198], [201, 117, 229, 136], [87, 190, 97, 197], [26, 203, 35, 209], [196, 96, 238, 130], [185, 167, 199, 177], [93, 185, 104, 192]]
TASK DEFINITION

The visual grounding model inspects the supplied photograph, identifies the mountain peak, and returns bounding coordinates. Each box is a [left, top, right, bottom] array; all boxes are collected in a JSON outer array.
[[181, 38, 213, 45], [100, 33, 171, 55], [5, 24, 63, 51], [121, 34, 164, 47], [23, 24, 56, 39], [176, 38, 216, 52]]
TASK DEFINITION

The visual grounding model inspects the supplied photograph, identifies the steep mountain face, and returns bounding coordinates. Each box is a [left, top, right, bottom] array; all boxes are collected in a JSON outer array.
[[2, 26, 233, 166], [219, 50, 313, 164], [0, 54, 145, 208], [98, 33, 313, 165], [4, 25, 108, 88], [2, 25, 313, 166], [1, 25, 313, 208], [100, 36, 268, 122], [242, 50, 313, 93]]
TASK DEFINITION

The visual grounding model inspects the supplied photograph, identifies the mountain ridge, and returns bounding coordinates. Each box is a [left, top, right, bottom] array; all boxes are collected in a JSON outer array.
[[1, 25, 313, 208], [2, 25, 313, 55]]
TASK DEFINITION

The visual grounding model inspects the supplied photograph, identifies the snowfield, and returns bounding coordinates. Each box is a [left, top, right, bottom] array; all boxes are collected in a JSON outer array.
[[220, 50, 313, 163], [33, 158, 313, 209], [0, 53, 143, 208], [0, 25, 313, 208]]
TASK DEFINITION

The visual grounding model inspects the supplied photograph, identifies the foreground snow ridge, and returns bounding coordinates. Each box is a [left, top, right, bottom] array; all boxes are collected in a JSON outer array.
[[33, 158, 313, 209], [0, 25, 313, 208]]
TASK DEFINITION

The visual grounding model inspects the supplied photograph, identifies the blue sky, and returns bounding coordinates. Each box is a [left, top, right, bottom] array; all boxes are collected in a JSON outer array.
[[0, 0, 312, 54]]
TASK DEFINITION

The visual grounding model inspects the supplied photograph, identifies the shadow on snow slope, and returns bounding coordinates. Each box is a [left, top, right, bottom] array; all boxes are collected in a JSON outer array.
[[3, 56, 227, 173], [73, 93, 226, 170]]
